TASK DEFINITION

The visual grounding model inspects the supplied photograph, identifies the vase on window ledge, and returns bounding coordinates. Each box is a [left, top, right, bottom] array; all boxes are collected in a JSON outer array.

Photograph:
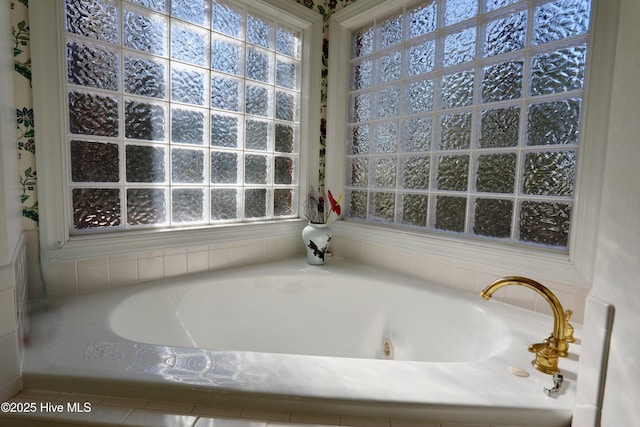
[[302, 222, 332, 265]]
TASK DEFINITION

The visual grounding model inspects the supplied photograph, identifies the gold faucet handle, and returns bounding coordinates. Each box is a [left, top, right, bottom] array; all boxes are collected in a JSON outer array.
[[528, 337, 560, 375], [564, 309, 575, 343]]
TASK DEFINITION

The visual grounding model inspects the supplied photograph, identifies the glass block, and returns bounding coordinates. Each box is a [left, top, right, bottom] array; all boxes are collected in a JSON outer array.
[[65, 0, 118, 43], [350, 60, 372, 90], [124, 56, 166, 98], [519, 201, 571, 247], [402, 193, 428, 227], [349, 92, 371, 123], [123, 7, 167, 56], [276, 91, 297, 122], [441, 70, 474, 109], [377, 14, 402, 49], [212, 37, 242, 75], [275, 124, 296, 153], [125, 100, 166, 141], [211, 151, 238, 183], [245, 188, 267, 218], [172, 189, 204, 223], [172, 148, 204, 183], [401, 156, 430, 190], [126, 188, 166, 226], [211, 0, 242, 38], [402, 117, 431, 152], [274, 188, 294, 216], [443, 27, 476, 68], [247, 47, 271, 83], [534, 0, 590, 45], [527, 99, 581, 146], [171, 0, 207, 26], [351, 26, 374, 58], [129, 0, 166, 12], [348, 190, 368, 219], [246, 84, 271, 117], [274, 156, 295, 185], [70, 140, 119, 182], [171, 108, 205, 145], [437, 155, 469, 191], [484, 11, 527, 57], [404, 79, 434, 114], [277, 27, 300, 58], [486, 0, 519, 11], [370, 192, 395, 222], [72, 188, 121, 229], [211, 188, 238, 220], [434, 195, 466, 233], [475, 153, 516, 193], [348, 125, 370, 155], [523, 151, 576, 196], [247, 15, 272, 49], [374, 121, 398, 153], [444, 0, 477, 26], [66, 40, 119, 91], [211, 75, 240, 112], [171, 22, 207, 67], [276, 58, 298, 89], [211, 114, 239, 148], [408, 2, 437, 38], [473, 198, 513, 238], [479, 107, 520, 148], [373, 157, 397, 188], [171, 65, 205, 105], [245, 119, 270, 150], [375, 86, 400, 118], [482, 60, 523, 103], [530, 46, 587, 96], [245, 154, 268, 184], [348, 157, 368, 187], [440, 112, 471, 150], [376, 51, 402, 84], [407, 40, 435, 76], [68, 91, 119, 137], [125, 144, 165, 183]]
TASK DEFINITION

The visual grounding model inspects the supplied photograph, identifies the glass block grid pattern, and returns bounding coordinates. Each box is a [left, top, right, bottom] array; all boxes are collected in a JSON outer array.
[[345, 0, 590, 250], [65, 0, 301, 231]]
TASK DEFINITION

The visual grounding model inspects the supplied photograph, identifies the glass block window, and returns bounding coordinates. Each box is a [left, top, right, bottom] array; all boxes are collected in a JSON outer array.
[[64, 0, 301, 231], [345, 0, 591, 250]]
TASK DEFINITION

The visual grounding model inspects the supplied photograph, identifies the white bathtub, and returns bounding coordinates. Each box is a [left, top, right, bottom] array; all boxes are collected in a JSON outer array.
[[23, 257, 580, 426]]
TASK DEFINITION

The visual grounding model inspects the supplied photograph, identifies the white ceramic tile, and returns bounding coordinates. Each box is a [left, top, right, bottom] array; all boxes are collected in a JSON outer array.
[[451, 266, 478, 293], [44, 262, 78, 296], [192, 404, 242, 417], [0, 288, 16, 337], [196, 418, 267, 427], [138, 256, 164, 281], [146, 400, 195, 413], [122, 409, 198, 427], [428, 258, 455, 287], [209, 248, 229, 269], [109, 259, 139, 287], [59, 403, 132, 425], [289, 412, 340, 425], [101, 396, 149, 409], [164, 253, 188, 277], [188, 250, 210, 273], [240, 408, 289, 421], [228, 246, 247, 266], [339, 415, 389, 427], [0, 333, 19, 385], [77, 262, 109, 292], [164, 247, 187, 256]]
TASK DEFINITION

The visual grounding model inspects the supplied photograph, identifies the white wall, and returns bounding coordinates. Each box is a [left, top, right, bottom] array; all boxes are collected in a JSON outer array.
[[0, 0, 25, 401], [590, 0, 640, 423]]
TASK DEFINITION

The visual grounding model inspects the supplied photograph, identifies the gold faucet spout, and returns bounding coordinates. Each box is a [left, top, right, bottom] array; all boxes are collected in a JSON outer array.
[[481, 276, 569, 364]]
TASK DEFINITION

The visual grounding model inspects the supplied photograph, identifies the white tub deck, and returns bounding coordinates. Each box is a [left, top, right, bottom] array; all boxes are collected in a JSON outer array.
[[22, 257, 580, 426]]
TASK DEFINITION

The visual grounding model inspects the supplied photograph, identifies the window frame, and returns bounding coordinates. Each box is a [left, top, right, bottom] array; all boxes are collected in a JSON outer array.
[[32, 0, 323, 261], [326, 0, 618, 289]]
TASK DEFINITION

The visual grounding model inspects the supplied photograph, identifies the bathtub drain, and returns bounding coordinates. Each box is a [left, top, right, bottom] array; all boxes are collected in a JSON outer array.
[[382, 339, 394, 360]]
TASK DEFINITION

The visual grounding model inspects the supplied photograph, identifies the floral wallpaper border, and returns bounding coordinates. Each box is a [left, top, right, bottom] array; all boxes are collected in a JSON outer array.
[[10, 0, 359, 230]]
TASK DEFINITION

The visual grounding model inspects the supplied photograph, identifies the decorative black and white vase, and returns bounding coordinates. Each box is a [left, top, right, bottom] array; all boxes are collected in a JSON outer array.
[[302, 222, 332, 265]]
